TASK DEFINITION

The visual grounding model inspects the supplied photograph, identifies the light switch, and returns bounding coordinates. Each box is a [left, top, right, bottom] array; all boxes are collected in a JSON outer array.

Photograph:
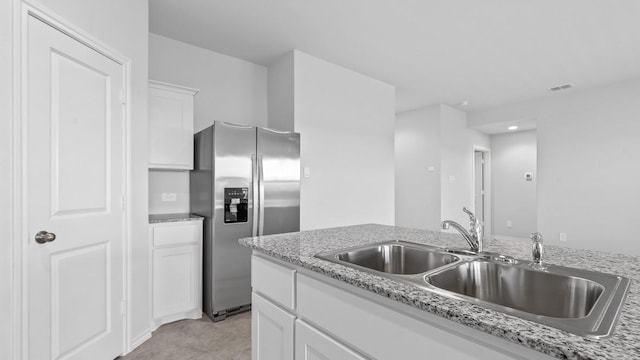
[[303, 167, 311, 178], [448, 175, 456, 183], [427, 166, 435, 172], [506, 220, 512, 228], [559, 232, 567, 242]]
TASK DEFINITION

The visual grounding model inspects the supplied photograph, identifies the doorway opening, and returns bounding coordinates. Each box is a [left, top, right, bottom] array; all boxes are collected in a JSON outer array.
[[473, 148, 490, 240]]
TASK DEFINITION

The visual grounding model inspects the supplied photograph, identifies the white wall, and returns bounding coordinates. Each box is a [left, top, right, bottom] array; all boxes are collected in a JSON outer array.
[[440, 105, 491, 232], [0, 0, 13, 357], [148, 33, 269, 214], [291, 51, 396, 230], [394, 104, 490, 235], [149, 33, 268, 132], [268, 51, 295, 132], [148, 171, 190, 214], [3, 0, 149, 355], [441, 106, 472, 224], [395, 106, 441, 230], [491, 130, 537, 239], [469, 79, 640, 255]]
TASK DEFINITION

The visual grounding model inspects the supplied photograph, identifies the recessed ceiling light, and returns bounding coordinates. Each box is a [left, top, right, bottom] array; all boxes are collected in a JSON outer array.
[[548, 84, 574, 92], [508, 126, 518, 131]]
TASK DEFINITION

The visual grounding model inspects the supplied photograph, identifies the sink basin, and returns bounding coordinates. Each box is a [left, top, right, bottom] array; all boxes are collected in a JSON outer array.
[[317, 241, 459, 275], [425, 259, 602, 318], [423, 258, 630, 338]]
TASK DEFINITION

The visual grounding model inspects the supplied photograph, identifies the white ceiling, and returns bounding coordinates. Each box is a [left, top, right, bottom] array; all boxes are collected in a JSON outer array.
[[472, 117, 537, 135], [149, 0, 640, 115]]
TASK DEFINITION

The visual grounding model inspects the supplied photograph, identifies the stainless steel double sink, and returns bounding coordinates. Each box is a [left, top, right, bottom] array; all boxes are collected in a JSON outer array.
[[315, 240, 631, 338]]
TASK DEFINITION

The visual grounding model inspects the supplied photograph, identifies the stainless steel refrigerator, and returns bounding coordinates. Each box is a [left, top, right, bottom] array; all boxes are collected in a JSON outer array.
[[190, 121, 300, 321]]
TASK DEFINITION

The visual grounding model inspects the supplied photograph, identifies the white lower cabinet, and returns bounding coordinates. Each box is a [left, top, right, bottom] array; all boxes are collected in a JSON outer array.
[[295, 320, 366, 360], [251, 255, 365, 360], [252, 293, 295, 360], [150, 220, 203, 330], [251, 253, 554, 360]]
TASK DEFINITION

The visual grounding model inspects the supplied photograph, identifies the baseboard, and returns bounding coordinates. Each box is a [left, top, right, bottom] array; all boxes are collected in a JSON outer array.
[[128, 330, 152, 354], [493, 235, 529, 242], [150, 309, 203, 332]]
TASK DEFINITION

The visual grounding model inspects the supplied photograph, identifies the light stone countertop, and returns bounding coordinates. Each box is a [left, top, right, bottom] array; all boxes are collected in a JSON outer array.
[[238, 224, 640, 360], [148, 213, 204, 224]]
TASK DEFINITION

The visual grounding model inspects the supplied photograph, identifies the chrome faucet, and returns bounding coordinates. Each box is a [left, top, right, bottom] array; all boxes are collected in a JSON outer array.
[[441, 207, 484, 253], [531, 232, 544, 267]]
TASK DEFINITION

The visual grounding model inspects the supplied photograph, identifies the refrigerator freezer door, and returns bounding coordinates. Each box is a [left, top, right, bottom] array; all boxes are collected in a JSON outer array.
[[257, 128, 301, 236], [211, 122, 255, 315], [194, 122, 256, 319]]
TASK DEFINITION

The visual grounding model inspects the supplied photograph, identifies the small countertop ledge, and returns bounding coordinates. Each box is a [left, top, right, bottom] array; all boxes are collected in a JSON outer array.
[[238, 223, 640, 360], [149, 213, 203, 224]]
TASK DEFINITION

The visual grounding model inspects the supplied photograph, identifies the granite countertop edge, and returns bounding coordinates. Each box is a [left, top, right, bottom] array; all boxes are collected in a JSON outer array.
[[148, 213, 204, 223], [238, 224, 640, 360]]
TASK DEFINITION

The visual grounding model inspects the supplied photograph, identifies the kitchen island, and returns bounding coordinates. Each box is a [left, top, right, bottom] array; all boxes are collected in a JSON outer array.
[[239, 224, 640, 360]]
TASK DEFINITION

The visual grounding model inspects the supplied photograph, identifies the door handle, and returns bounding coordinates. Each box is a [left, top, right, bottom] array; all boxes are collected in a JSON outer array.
[[258, 155, 265, 236], [251, 155, 259, 237], [35, 231, 56, 244]]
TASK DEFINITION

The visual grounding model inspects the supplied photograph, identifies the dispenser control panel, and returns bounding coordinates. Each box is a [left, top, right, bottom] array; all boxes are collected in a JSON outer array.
[[224, 187, 249, 223]]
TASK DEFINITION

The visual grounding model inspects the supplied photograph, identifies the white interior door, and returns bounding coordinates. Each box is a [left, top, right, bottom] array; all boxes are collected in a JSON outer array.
[[26, 13, 125, 360]]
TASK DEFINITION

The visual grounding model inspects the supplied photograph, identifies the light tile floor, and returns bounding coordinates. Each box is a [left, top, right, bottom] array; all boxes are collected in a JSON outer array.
[[119, 311, 251, 360]]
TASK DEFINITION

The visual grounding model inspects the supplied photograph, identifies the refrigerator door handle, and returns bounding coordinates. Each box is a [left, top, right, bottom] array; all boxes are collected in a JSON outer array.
[[258, 155, 265, 236], [251, 154, 259, 237]]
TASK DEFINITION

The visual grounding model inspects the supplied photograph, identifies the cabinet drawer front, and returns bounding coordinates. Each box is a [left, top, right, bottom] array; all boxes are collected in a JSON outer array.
[[252, 255, 295, 310], [152, 222, 201, 247]]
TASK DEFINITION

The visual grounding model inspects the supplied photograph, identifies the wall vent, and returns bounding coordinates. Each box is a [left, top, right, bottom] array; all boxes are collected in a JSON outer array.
[[548, 84, 574, 91]]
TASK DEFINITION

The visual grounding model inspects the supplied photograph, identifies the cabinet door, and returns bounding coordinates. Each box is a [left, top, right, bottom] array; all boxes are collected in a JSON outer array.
[[252, 293, 295, 360], [148, 81, 197, 170], [152, 244, 199, 320], [295, 320, 366, 360]]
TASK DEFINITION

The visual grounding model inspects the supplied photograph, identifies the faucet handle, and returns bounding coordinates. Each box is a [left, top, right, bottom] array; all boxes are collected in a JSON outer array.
[[462, 207, 477, 223], [531, 232, 543, 243]]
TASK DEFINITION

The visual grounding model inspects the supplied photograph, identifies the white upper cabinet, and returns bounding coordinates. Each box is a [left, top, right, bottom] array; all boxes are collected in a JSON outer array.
[[148, 80, 199, 170]]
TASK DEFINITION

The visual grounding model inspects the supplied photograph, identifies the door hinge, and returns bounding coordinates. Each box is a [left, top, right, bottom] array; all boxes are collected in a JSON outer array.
[[120, 195, 126, 209], [120, 90, 126, 105], [121, 301, 126, 316]]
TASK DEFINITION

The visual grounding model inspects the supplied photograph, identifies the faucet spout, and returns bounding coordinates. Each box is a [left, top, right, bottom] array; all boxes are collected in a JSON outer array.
[[441, 220, 479, 252], [441, 207, 484, 253]]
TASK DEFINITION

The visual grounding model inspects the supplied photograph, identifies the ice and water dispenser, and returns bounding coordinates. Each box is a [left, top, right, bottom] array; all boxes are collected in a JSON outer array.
[[224, 187, 248, 223]]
